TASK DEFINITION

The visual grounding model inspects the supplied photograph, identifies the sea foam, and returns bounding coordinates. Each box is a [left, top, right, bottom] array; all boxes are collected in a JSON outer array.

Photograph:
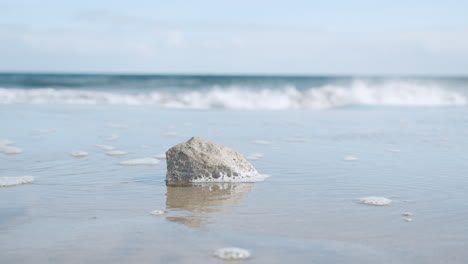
[[119, 158, 159, 166], [213, 247, 251, 260], [0, 176, 34, 187], [360, 197, 392, 206], [1, 80, 465, 109]]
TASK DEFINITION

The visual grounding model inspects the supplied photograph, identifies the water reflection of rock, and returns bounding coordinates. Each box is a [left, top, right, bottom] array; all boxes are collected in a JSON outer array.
[[165, 183, 255, 229]]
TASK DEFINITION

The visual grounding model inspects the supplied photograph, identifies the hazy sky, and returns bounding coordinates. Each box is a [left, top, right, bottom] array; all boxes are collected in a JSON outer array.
[[1, 0, 468, 75]]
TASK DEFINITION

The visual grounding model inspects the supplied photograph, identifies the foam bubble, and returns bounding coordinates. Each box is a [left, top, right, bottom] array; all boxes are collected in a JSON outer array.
[[119, 158, 159, 166], [95, 144, 115, 151], [150, 210, 165, 216], [190, 173, 270, 183], [70, 151, 88, 158], [252, 140, 271, 145], [153, 153, 166, 160], [106, 150, 128, 156], [285, 137, 311, 142], [344, 156, 359, 161], [246, 153, 264, 160], [161, 132, 177, 136], [402, 212, 413, 216], [0, 139, 14, 145], [33, 128, 56, 135], [103, 134, 119, 141], [213, 247, 251, 260], [0, 176, 34, 187], [386, 149, 401, 153], [360, 197, 392, 206], [0, 145, 22, 155], [404, 218, 413, 222]]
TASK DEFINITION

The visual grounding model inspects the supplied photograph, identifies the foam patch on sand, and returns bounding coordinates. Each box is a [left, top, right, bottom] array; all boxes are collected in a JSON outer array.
[[213, 247, 251, 260], [190, 173, 270, 183], [119, 158, 159, 166], [360, 196, 392, 206], [0, 176, 34, 187], [70, 151, 88, 157], [106, 150, 128, 156]]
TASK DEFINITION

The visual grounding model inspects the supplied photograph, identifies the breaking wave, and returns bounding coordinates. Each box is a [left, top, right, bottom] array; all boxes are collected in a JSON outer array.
[[0, 80, 466, 110]]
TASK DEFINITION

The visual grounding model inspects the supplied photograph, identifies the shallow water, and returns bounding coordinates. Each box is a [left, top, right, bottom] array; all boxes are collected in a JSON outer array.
[[1, 104, 468, 263]]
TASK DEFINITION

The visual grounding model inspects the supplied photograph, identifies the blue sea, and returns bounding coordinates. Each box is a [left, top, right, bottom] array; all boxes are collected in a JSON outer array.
[[1, 74, 468, 263]]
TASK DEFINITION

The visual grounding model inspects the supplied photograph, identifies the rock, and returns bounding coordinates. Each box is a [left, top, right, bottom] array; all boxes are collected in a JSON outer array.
[[166, 137, 261, 184]]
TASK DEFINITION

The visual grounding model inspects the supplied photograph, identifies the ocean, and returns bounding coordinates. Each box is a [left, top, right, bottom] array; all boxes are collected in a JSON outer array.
[[1, 73, 468, 263]]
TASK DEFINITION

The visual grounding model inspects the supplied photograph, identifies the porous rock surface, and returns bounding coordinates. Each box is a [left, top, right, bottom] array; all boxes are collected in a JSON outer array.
[[166, 137, 259, 183]]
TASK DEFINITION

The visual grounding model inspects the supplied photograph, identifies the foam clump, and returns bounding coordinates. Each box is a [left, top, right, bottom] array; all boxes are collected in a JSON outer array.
[[33, 128, 56, 135], [161, 132, 177, 136], [70, 151, 88, 158], [106, 150, 128, 156], [150, 210, 165, 216], [402, 212, 413, 216], [166, 137, 266, 183], [0, 176, 34, 187], [103, 134, 119, 141], [251, 140, 271, 145], [0, 139, 14, 145], [95, 144, 115, 151], [360, 196, 392, 206], [247, 153, 264, 160], [285, 137, 310, 142], [119, 158, 159, 166], [213, 247, 251, 260], [153, 153, 166, 160], [0, 140, 22, 155], [344, 156, 359, 161], [386, 149, 401, 153]]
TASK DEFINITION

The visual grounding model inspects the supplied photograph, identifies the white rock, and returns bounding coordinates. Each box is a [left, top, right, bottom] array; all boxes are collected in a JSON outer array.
[[166, 137, 264, 183], [359, 196, 392, 206], [106, 150, 128, 156], [119, 158, 159, 166], [213, 247, 251, 260], [70, 151, 88, 158], [0, 176, 34, 187]]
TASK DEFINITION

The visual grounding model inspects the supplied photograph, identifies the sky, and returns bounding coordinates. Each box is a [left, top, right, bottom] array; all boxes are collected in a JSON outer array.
[[1, 0, 468, 75]]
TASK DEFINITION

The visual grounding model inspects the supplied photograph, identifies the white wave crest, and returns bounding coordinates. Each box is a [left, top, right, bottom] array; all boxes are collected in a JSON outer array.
[[0, 80, 466, 109]]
